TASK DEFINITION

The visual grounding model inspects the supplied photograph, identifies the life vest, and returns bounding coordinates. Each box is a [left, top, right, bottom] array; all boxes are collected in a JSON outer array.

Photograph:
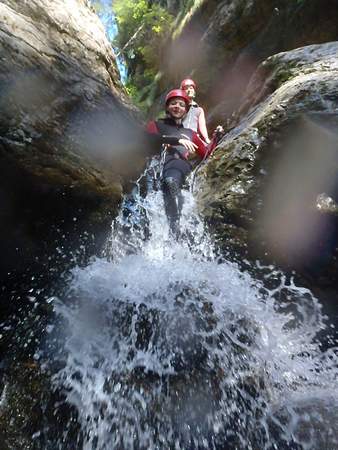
[[182, 101, 202, 133]]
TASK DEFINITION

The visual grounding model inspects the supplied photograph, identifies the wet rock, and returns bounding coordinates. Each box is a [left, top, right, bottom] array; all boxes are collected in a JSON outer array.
[[0, 362, 82, 450], [197, 41, 338, 281], [316, 193, 338, 216], [149, 0, 338, 123], [55, 280, 268, 449], [269, 394, 338, 449], [0, 0, 142, 278]]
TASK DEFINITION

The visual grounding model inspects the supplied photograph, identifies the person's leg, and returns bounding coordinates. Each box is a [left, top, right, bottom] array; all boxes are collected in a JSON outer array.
[[162, 168, 184, 236], [146, 167, 155, 194]]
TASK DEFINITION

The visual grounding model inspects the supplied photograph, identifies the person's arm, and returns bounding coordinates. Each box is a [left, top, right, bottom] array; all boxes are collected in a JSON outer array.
[[146, 121, 197, 153], [205, 125, 225, 157], [197, 108, 210, 144], [191, 132, 208, 159]]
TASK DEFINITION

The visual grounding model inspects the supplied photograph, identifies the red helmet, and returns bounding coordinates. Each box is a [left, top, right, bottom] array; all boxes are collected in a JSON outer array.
[[165, 89, 190, 107], [180, 78, 196, 90]]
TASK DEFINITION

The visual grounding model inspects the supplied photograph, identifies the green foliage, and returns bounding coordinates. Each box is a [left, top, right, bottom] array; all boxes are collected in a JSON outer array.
[[124, 82, 138, 101], [124, 77, 155, 113], [113, 0, 174, 100]]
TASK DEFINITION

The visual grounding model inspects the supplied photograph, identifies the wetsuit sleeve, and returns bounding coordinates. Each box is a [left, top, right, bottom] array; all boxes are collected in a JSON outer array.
[[146, 121, 158, 134], [206, 137, 218, 156], [192, 132, 208, 159], [206, 127, 225, 156]]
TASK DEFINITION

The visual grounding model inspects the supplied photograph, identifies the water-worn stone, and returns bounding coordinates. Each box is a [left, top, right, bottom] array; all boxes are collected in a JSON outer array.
[[0, 0, 141, 278], [196, 42, 338, 280], [0, 362, 82, 449]]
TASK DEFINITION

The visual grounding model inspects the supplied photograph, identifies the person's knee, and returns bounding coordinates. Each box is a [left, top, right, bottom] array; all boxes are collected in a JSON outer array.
[[162, 176, 180, 198]]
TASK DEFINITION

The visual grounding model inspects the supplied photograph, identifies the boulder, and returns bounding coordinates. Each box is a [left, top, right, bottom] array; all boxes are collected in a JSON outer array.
[[196, 41, 338, 281], [0, 0, 141, 278]]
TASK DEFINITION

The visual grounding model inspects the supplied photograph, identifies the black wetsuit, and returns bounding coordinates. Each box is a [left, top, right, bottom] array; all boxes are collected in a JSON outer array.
[[146, 117, 200, 234], [151, 118, 195, 183]]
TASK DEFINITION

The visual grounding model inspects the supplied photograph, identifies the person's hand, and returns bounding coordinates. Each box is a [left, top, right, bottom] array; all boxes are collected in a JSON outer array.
[[178, 138, 197, 154]]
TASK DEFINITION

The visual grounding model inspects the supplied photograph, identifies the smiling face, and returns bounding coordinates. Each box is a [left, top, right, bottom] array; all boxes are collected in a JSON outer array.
[[166, 97, 188, 120], [182, 84, 195, 100]]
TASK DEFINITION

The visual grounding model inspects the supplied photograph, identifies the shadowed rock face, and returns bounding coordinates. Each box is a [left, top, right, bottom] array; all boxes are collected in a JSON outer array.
[[196, 42, 338, 282], [150, 0, 338, 123], [0, 0, 142, 278]]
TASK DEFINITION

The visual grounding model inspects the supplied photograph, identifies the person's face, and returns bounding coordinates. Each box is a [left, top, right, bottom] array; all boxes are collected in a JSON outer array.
[[182, 84, 195, 99], [167, 98, 187, 119]]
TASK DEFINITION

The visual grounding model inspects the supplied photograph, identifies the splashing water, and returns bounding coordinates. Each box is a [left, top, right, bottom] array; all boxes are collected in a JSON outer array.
[[51, 162, 338, 450]]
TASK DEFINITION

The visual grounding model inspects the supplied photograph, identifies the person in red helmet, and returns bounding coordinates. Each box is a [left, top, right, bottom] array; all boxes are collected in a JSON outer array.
[[146, 89, 207, 159], [146, 89, 209, 235], [180, 78, 210, 144]]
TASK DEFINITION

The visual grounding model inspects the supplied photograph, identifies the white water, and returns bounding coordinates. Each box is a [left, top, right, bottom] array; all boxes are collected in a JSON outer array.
[[51, 167, 338, 450]]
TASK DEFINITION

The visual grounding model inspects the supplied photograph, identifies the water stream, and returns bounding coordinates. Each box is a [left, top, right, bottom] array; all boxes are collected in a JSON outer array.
[[47, 165, 338, 449]]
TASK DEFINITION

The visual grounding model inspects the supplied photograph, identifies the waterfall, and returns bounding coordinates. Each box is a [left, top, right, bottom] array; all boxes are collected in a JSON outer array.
[[48, 161, 338, 449], [95, 0, 127, 82]]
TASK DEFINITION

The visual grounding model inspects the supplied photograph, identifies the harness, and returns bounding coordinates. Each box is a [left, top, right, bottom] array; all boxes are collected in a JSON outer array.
[[155, 119, 195, 158], [143, 145, 168, 192]]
